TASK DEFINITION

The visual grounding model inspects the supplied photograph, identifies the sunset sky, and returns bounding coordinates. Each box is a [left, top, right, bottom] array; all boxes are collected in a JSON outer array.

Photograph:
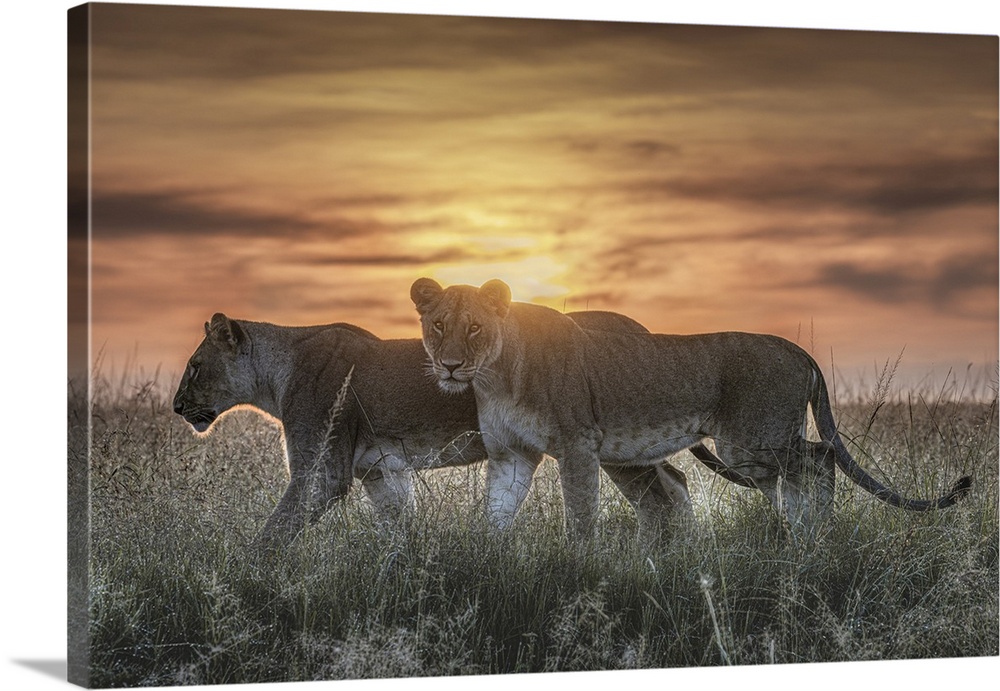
[[75, 2, 999, 393]]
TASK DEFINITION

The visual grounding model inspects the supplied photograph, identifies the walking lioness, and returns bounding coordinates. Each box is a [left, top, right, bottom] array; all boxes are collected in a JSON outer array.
[[173, 312, 698, 547], [410, 277, 972, 541]]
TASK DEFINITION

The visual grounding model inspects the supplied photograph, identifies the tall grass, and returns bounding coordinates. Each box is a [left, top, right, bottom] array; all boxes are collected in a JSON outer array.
[[79, 369, 998, 687]]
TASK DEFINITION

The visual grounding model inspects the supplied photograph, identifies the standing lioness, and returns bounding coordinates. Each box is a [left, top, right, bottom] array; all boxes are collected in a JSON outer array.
[[173, 312, 697, 547], [411, 277, 972, 541]]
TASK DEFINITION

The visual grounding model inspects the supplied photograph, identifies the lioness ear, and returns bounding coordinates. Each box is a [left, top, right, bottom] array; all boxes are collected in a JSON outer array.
[[411, 278, 444, 314], [207, 313, 245, 350], [479, 279, 511, 318]]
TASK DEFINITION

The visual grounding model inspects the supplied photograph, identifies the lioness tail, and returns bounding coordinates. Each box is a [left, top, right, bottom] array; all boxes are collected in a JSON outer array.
[[810, 362, 972, 511]]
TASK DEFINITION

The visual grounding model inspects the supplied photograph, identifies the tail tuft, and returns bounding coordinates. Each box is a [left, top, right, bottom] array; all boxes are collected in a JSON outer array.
[[944, 475, 973, 506]]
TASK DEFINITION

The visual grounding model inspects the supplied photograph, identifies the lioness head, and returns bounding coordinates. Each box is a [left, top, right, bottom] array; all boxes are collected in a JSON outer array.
[[173, 313, 252, 433], [410, 278, 512, 393]]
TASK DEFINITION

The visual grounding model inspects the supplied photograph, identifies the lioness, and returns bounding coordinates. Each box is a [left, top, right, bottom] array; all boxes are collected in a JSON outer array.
[[410, 277, 972, 541], [172, 312, 704, 547]]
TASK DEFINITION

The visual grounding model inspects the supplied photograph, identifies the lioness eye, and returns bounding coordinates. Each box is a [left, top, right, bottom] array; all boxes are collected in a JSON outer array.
[[189, 364, 199, 380], [433, 321, 444, 332], [469, 324, 481, 335]]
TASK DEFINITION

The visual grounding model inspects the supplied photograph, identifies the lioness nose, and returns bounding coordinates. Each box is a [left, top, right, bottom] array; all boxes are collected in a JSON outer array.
[[441, 360, 464, 375]]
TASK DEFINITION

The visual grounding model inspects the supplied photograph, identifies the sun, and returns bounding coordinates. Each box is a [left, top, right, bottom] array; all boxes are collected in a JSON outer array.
[[410, 210, 575, 306], [427, 253, 571, 305], [405, 202, 581, 308]]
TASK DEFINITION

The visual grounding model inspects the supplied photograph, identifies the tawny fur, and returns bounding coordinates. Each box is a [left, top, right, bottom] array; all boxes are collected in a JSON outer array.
[[411, 278, 972, 542], [173, 312, 696, 548]]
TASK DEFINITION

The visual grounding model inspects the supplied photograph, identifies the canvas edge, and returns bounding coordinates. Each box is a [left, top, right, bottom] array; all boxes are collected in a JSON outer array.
[[68, 3, 92, 688]]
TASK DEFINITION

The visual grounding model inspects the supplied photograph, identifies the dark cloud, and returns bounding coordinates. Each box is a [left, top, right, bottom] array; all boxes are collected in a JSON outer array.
[[851, 155, 1000, 214], [598, 219, 825, 264], [813, 253, 998, 312], [67, 185, 90, 240], [88, 5, 997, 104], [665, 26, 996, 98], [87, 5, 657, 81], [83, 182, 459, 244], [625, 147, 998, 216], [315, 193, 417, 209], [625, 140, 681, 159], [88, 189, 352, 238], [559, 136, 683, 163], [313, 191, 457, 213], [290, 247, 483, 267]]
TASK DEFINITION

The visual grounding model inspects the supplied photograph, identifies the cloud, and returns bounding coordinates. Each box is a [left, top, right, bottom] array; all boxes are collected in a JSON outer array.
[[812, 253, 998, 313], [88, 188, 351, 238], [88, 6, 647, 82], [89, 6, 997, 114], [80, 5, 997, 383], [828, 153, 999, 215], [288, 247, 484, 268], [624, 148, 998, 217]]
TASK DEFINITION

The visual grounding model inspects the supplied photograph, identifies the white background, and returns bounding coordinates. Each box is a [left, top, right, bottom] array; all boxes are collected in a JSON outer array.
[[2, 1, 997, 690]]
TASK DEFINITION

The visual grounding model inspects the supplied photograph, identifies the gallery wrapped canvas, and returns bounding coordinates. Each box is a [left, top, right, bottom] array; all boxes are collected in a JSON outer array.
[[68, 2, 998, 688]]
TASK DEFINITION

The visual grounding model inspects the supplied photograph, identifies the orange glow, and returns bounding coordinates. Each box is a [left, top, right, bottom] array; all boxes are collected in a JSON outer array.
[[427, 255, 571, 305], [80, 5, 998, 393]]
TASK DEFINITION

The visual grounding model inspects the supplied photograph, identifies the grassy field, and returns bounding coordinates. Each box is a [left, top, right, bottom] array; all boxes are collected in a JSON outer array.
[[75, 370, 998, 687]]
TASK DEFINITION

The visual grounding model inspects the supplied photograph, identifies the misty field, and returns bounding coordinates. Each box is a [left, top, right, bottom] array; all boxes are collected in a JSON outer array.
[[73, 370, 998, 687]]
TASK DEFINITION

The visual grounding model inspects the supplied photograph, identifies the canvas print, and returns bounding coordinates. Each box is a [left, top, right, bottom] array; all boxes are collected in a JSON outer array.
[[67, 2, 999, 688]]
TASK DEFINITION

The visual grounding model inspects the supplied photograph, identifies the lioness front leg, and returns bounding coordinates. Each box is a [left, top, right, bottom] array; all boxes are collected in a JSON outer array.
[[254, 473, 322, 548], [255, 437, 354, 549], [484, 446, 542, 531], [556, 436, 603, 542]]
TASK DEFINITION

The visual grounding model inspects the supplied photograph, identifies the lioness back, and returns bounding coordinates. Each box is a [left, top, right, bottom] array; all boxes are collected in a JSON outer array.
[[580, 330, 815, 463]]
